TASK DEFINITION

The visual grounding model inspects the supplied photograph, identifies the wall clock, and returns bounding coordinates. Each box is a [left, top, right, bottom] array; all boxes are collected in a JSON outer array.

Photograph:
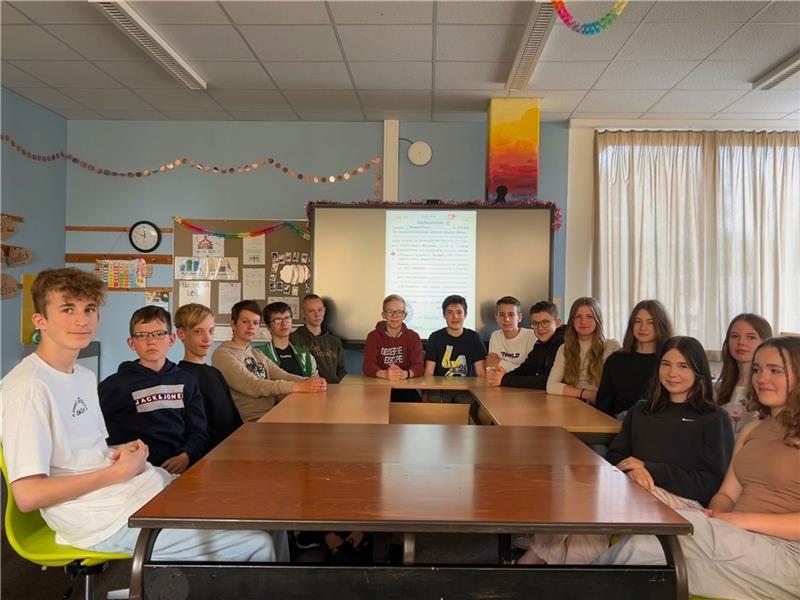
[[128, 220, 161, 253]]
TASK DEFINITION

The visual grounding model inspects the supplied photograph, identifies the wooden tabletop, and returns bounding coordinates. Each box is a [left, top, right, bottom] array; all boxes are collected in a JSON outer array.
[[131, 423, 688, 535], [261, 375, 620, 436]]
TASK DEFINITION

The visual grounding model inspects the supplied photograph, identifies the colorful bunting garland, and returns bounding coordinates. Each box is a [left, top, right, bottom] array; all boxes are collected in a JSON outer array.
[[307, 200, 563, 231], [173, 216, 311, 241], [551, 0, 629, 36], [1, 133, 380, 185]]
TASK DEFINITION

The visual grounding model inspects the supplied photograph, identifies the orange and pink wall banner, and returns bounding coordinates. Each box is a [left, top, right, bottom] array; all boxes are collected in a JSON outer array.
[[486, 98, 541, 202]]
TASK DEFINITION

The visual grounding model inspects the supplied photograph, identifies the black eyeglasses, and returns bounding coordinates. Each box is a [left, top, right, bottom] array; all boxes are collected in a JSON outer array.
[[269, 316, 293, 325]]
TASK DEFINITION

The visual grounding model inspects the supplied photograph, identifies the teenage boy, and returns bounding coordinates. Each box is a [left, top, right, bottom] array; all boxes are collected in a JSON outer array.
[[212, 299, 326, 422], [424, 295, 487, 377], [0, 268, 276, 561], [289, 294, 346, 384], [99, 305, 209, 475], [486, 296, 536, 373], [487, 300, 565, 389], [254, 301, 318, 377], [175, 303, 243, 451]]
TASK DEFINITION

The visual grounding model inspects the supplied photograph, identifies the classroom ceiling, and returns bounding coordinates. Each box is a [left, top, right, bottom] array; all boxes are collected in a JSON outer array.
[[1, 0, 799, 122]]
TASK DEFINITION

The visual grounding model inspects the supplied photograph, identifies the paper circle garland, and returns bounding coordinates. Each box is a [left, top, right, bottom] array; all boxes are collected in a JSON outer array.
[[551, 0, 629, 36]]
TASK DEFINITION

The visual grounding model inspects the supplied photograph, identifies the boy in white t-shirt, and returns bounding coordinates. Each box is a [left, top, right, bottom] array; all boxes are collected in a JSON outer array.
[[486, 296, 535, 373], [0, 268, 280, 561]]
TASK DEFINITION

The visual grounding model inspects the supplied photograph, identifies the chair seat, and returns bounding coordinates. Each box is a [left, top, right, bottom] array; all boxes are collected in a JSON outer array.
[[9, 521, 130, 567]]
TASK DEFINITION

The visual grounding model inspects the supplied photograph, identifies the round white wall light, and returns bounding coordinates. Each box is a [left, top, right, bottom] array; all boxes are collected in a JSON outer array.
[[407, 141, 432, 166]]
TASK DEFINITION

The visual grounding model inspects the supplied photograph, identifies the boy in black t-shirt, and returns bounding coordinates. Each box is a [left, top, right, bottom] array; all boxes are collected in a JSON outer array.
[[175, 303, 242, 450], [424, 295, 487, 377]]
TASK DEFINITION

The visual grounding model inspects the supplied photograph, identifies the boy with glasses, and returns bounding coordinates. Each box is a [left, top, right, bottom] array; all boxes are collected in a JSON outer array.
[[99, 305, 209, 475], [487, 300, 565, 389], [254, 301, 317, 377], [486, 296, 536, 374], [363, 294, 423, 381]]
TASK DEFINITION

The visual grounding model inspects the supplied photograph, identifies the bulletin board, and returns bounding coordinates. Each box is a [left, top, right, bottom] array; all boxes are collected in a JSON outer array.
[[172, 218, 312, 327]]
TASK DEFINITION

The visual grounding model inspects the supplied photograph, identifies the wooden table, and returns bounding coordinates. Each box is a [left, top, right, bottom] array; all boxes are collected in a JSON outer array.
[[263, 375, 621, 442], [129, 423, 690, 600]]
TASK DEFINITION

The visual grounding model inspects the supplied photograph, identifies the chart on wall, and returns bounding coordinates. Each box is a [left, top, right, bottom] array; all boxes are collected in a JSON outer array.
[[172, 218, 312, 327]]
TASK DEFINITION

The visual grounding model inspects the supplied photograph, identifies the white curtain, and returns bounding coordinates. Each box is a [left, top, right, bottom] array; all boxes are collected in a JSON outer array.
[[595, 130, 800, 349]]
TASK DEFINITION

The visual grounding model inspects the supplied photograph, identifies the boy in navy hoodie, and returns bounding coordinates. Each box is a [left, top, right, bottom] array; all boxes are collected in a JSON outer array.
[[99, 305, 209, 474]]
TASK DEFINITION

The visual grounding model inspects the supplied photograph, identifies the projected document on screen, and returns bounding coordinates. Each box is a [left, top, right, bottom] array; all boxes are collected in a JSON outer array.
[[385, 210, 476, 337]]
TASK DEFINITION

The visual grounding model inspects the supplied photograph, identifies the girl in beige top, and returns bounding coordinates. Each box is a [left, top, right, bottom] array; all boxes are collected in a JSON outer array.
[[596, 336, 800, 600]]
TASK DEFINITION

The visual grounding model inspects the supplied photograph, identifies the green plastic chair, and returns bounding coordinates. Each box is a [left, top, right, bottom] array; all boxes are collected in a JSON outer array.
[[1, 446, 130, 599]]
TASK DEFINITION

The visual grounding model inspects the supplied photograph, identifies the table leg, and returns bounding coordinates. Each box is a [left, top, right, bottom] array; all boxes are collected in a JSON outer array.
[[129, 527, 161, 600], [657, 534, 688, 600], [402, 533, 416, 565]]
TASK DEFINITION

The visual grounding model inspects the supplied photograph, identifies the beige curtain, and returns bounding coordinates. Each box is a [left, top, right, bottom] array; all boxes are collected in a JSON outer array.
[[595, 130, 800, 349]]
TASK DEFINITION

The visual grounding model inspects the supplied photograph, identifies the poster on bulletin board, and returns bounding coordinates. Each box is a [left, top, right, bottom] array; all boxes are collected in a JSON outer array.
[[172, 218, 312, 328]]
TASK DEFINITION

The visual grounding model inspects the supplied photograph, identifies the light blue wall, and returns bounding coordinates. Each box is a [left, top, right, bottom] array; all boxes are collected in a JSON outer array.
[[539, 121, 569, 308], [0, 88, 67, 377]]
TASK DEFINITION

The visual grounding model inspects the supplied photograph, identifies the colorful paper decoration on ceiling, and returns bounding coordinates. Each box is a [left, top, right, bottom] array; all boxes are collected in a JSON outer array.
[[551, 0, 629, 36]]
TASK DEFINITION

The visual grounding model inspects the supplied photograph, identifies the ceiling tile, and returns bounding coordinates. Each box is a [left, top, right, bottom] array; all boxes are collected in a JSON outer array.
[[330, 2, 433, 24], [435, 62, 510, 90], [2, 3, 30, 23], [224, 1, 330, 25], [436, 25, 523, 62], [642, 113, 715, 120], [643, 2, 766, 22], [196, 61, 275, 89], [129, 2, 230, 24], [55, 109, 103, 119], [62, 89, 154, 110], [1, 25, 82, 60], [283, 90, 360, 111], [350, 61, 432, 90], [338, 25, 432, 61], [529, 62, 607, 90], [432, 111, 487, 122], [365, 111, 431, 121], [162, 111, 233, 121], [135, 89, 224, 111], [208, 89, 290, 110], [13, 1, 108, 24], [539, 23, 638, 62], [721, 90, 800, 114], [572, 112, 644, 119], [152, 25, 255, 60], [519, 90, 586, 112], [753, 2, 800, 22], [675, 60, 771, 90], [11, 87, 88, 110], [295, 111, 365, 121], [95, 110, 166, 120], [577, 90, 667, 113], [239, 25, 342, 61], [94, 61, 184, 89], [360, 90, 431, 111], [1, 62, 47, 87], [708, 24, 800, 61], [594, 60, 699, 90], [713, 113, 790, 120], [434, 91, 496, 111], [617, 23, 742, 60], [437, 2, 530, 25], [265, 62, 352, 89], [649, 90, 746, 113], [12, 60, 123, 88], [229, 110, 299, 121], [43, 25, 149, 60]]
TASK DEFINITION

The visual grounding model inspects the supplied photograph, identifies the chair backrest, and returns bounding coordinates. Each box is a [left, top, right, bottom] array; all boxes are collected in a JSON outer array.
[[0, 444, 58, 562]]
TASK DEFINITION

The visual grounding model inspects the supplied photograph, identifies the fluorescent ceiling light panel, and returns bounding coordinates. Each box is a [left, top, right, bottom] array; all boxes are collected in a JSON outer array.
[[91, 0, 207, 90], [507, 2, 555, 92], [752, 50, 800, 90]]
